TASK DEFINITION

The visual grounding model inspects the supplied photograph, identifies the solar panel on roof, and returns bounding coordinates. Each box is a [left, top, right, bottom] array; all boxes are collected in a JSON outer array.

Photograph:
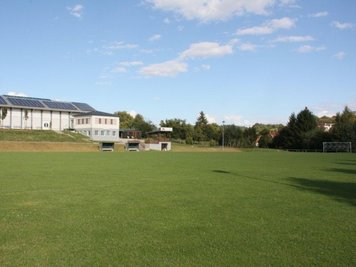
[[0, 96, 8, 105], [43, 101, 78, 111], [72, 102, 96, 111], [7, 97, 45, 108]]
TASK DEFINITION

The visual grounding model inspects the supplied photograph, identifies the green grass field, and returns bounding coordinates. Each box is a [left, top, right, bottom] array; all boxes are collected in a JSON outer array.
[[1, 151, 355, 266]]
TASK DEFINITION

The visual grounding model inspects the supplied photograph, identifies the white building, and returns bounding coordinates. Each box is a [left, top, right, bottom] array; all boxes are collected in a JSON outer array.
[[0, 95, 120, 142], [73, 111, 120, 142]]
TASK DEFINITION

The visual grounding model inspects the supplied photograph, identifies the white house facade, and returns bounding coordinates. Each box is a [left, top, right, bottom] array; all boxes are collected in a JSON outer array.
[[73, 111, 120, 142]]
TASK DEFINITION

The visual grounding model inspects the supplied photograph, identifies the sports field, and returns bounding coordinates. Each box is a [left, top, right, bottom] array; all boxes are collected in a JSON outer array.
[[1, 151, 355, 266]]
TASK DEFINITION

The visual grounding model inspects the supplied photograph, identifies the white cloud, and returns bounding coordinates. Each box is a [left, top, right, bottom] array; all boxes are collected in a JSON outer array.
[[102, 41, 138, 55], [279, 0, 296, 5], [128, 110, 138, 118], [105, 41, 138, 50], [112, 66, 127, 73], [296, 45, 326, 53], [223, 115, 243, 125], [236, 17, 295, 36], [6, 91, 27, 97], [201, 64, 211, 70], [180, 42, 233, 59], [149, 34, 161, 41], [332, 21, 354, 30], [67, 4, 84, 18], [309, 11, 328, 18], [273, 35, 314, 43], [140, 60, 188, 77], [112, 61, 144, 73], [163, 18, 171, 24], [333, 51, 346, 60], [119, 61, 144, 67], [205, 114, 217, 124], [148, 0, 275, 22], [238, 43, 256, 51], [311, 102, 356, 118]]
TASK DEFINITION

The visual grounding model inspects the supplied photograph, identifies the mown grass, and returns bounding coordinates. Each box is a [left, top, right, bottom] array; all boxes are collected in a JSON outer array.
[[0, 129, 90, 142], [0, 152, 355, 266]]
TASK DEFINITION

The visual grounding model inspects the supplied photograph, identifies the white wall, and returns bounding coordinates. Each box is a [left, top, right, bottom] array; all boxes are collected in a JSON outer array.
[[146, 142, 171, 151], [0, 108, 73, 131], [32, 110, 42, 130], [74, 115, 120, 142]]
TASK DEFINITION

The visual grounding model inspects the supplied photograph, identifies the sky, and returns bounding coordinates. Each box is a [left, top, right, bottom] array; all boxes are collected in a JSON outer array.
[[0, 0, 355, 126]]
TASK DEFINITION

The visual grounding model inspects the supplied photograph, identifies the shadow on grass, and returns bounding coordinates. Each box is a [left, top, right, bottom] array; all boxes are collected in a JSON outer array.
[[288, 177, 356, 206], [212, 170, 231, 174], [327, 168, 356, 175], [337, 162, 356, 166], [211, 169, 289, 187]]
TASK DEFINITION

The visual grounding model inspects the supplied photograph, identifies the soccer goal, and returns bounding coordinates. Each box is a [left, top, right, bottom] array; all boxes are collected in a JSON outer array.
[[323, 142, 352, 153]]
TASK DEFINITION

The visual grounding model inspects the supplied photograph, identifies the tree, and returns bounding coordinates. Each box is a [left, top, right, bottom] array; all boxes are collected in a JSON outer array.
[[272, 108, 318, 149], [223, 125, 243, 147], [132, 114, 155, 138], [296, 107, 317, 133], [0, 107, 7, 127], [241, 127, 257, 147], [114, 111, 134, 129], [258, 129, 273, 148], [160, 118, 194, 141], [194, 111, 209, 142], [330, 106, 356, 144]]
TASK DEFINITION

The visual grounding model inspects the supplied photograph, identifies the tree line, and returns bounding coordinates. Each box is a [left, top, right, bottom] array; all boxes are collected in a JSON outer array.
[[115, 107, 356, 151], [115, 111, 281, 148], [271, 106, 356, 150]]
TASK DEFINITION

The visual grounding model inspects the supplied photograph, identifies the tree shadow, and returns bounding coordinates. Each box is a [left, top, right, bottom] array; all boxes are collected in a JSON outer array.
[[327, 168, 356, 175], [288, 177, 356, 206], [337, 162, 356, 166], [211, 170, 290, 187], [212, 170, 231, 174]]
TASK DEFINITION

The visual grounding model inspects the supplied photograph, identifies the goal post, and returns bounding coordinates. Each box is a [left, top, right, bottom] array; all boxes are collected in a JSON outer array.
[[323, 142, 352, 153]]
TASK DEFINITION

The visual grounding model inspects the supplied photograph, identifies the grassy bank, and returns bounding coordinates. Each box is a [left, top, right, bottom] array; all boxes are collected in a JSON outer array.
[[0, 129, 90, 142]]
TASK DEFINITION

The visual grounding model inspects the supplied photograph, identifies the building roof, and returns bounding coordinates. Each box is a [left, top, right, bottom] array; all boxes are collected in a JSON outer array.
[[0, 95, 96, 113], [73, 110, 118, 117]]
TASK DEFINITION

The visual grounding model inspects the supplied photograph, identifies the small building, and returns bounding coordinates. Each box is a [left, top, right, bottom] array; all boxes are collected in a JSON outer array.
[[73, 111, 120, 142], [145, 127, 173, 151]]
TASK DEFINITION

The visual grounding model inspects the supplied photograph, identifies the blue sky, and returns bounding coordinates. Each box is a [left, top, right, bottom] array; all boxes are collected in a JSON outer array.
[[1, 0, 355, 126]]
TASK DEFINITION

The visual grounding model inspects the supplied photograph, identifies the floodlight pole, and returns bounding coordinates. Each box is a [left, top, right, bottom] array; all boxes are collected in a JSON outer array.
[[222, 120, 225, 150]]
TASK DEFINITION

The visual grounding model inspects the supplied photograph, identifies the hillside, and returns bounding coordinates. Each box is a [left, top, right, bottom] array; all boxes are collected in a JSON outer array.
[[0, 129, 91, 142], [0, 129, 102, 152]]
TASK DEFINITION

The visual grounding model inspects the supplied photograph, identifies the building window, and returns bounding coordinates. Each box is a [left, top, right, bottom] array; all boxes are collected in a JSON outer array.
[[105, 119, 107, 124], [81, 118, 85, 124], [77, 119, 81, 125], [110, 119, 113, 125], [101, 130, 105, 136], [99, 118, 102, 124], [106, 130, 110, 135], [112, 131, 116, 136], [86, 118, 89, 124], [95, 130, 98, 135]]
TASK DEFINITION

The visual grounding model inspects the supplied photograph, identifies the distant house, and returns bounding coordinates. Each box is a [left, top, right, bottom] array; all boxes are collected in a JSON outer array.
[[73, 111, 120, 142]]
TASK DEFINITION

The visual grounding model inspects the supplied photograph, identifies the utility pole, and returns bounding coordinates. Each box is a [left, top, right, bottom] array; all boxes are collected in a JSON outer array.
[[222, 120, 225, 150]]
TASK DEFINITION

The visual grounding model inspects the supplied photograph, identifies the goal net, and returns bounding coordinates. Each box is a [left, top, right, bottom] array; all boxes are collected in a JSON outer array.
[[323, 142, 352, 153]]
